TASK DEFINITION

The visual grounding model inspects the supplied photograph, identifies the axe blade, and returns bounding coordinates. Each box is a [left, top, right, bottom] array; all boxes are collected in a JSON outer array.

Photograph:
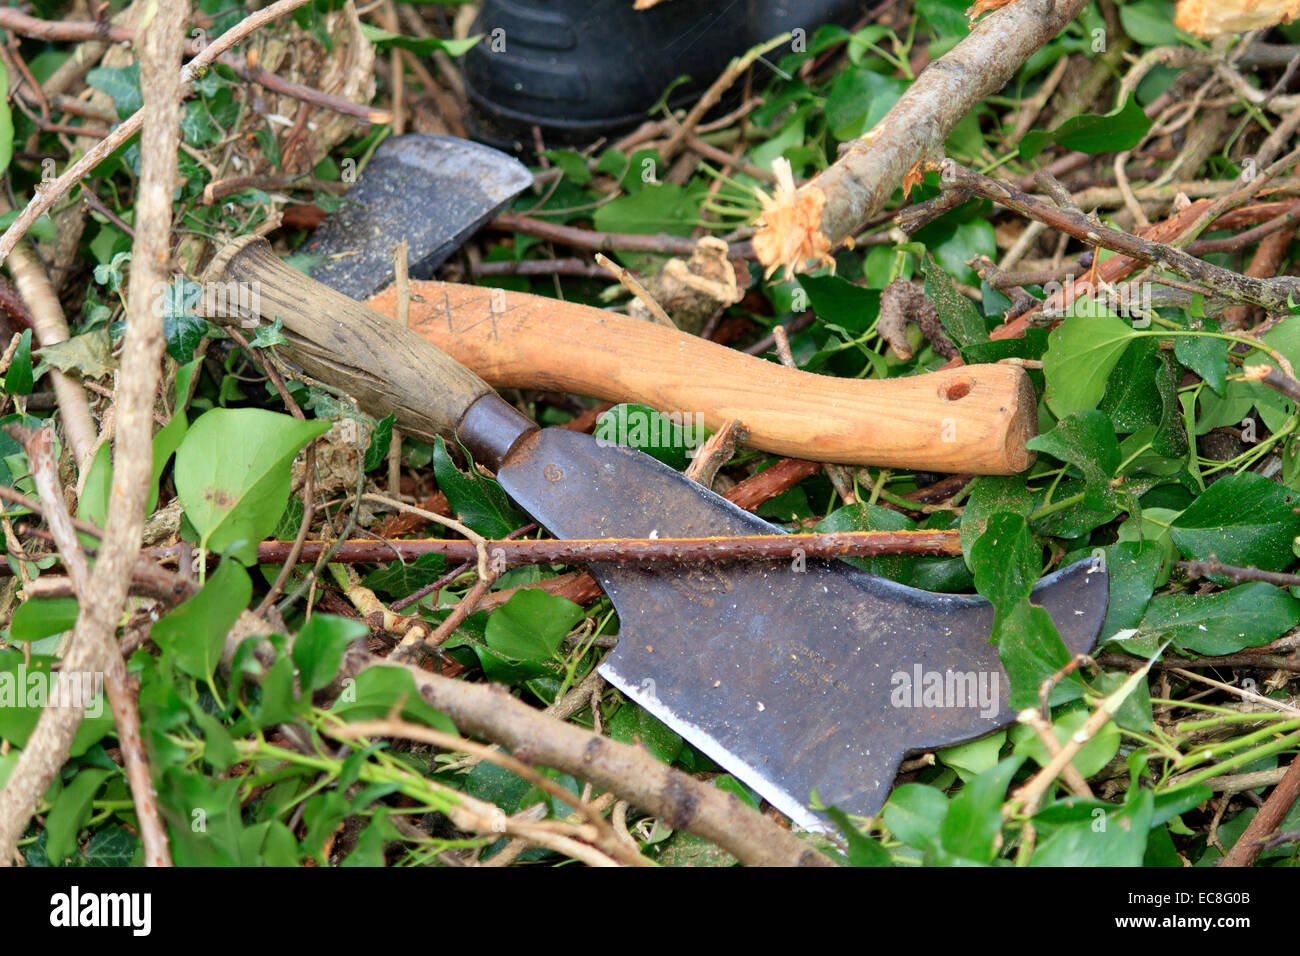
[[496, 428, 1109, 830], [298, 134, 532, 301]]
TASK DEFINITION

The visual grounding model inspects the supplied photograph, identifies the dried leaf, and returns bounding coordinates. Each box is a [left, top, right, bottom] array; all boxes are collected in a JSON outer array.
[[34, 328, 115, 380]]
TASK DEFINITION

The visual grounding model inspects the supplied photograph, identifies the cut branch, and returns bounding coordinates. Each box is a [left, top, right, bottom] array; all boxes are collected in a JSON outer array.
[[753, 0, 1089, 276]]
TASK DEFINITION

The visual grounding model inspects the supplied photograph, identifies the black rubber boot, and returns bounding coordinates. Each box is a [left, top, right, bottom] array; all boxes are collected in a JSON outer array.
[[461, 0, 865, 149]]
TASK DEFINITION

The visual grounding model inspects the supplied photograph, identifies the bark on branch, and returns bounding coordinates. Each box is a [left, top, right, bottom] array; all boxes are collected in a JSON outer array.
[[753, 0, 1089, 277]]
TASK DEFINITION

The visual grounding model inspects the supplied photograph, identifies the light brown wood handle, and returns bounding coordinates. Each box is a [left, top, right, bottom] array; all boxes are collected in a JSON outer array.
[[203, 237, 495, 445], [367, 281, 1037, 474]]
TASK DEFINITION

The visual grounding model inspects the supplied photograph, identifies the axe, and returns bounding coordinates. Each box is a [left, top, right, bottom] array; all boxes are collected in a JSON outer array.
[[294, 133, 1037, 474], [204, 236, 1109, 829]]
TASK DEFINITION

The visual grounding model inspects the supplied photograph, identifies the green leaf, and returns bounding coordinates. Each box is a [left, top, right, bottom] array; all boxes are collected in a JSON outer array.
[[1020, 96, 1152, 160], [1137, 582, 1300, 656], [938, 733, 1006, 780], [593, 404, 707, 471], [1032, 789, 1154, 866], [940, 756, 1024, 863], [10, 597, 78, 642], [484, 589, 586, 663], [1169, 473, 1300, 574], [824, 66, 907, 140], [4, 329, 33, 396], [1175, 327, 1229, 395], [996, 601, 1078, 710], [959, 476, 1037, 566], [1011, 707, 1120, 778], [1097, 338, 1187, 457], [175, 408, 330, 563], [358, 23, 480, 57], [1120, 0, 1185, 46], [79, 359, 196, 529], [151, 560, 251, 690], [1099, 542, 1163, 636], [293, 615, 367, 694], [0, 60, 13, 176], [85, 63, 142, 118], [432, 436, 525, 538], [1025, 410, 1121, 510], [362, 552, 447, 599], [364, 414, 395, 472], [882, 783, 949, 852], [35, 328, 115, 380], [971, 512, 1038, 608], [76, 825, 138, 867], [824, 806, 892, 866], [593, 183, 704, 237], [0, 651, 115, 755], [609, 702, 683, 765], [45, 768, 112, 863], [796, 274, 880, 334], [1042, 309, 1139, 417], [933, 219, 997, 287], [331, 667, 456, 734], [922, 254, 988, 349]]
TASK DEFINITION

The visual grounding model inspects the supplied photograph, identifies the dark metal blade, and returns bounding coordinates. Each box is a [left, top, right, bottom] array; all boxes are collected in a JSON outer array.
[[497, 429, 1109, 829], [298, 134, 532, 300]]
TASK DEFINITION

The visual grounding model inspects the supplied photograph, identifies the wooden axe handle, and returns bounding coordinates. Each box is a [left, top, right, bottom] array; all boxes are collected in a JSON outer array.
[[367, 281, 1037, 474]]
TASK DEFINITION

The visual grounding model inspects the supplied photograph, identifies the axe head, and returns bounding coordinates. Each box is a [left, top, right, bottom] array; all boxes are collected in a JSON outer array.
[[496, 429, 1109, 830], [298, 134, 532, 300]]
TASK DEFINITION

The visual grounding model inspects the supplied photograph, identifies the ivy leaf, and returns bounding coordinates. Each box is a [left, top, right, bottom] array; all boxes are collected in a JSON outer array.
[[958, 476, 1036, 567], [1042, 310, 1139, 417], [922, 253, 988, 349], [1169, 473, 1300, 574], [796, 274, 880, 334], [4, 329, 33, 396], [432, 436, 525, 538], [996, 601, 1080, 709], [330, 667, 456, 734], [1031, 789, 1155, 866], [1137, 582, 1300, 656], [151, 560, 251, 692], [35, 328, 116, 380], [971, 512, 1038, 608], [45, 768, 112, 863], [1025, 410, 1121, 510], [1097, 338, 1187, 457], [293, 615, 367, 694], [86, 63, 142, 118], [593, 182, 704, 237], [484, 589, 586, 663], [1174, 325, 1229, 395], [882, 783, 948, 852], [358, 24, 481, 57], [609, 703, 683, 765], [940, 756, 1024, 863], [1098, 542, 1163, 637], [1020, 96, 1151, 160], [175, 408, 331, 563], [824, 806, 892, 866], [816, 503, 916, 582]]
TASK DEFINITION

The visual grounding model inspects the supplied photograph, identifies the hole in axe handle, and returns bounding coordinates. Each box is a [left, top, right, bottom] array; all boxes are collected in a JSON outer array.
[[943, 379, 973, 401]]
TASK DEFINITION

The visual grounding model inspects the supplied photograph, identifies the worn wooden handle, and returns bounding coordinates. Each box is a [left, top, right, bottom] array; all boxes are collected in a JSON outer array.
[[203, 237, 494, 445], [367, 281, 1037, 474]]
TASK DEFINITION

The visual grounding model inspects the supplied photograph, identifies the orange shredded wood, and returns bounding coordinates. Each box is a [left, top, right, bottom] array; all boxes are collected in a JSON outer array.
[[1175, 0, 1300, 36]]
